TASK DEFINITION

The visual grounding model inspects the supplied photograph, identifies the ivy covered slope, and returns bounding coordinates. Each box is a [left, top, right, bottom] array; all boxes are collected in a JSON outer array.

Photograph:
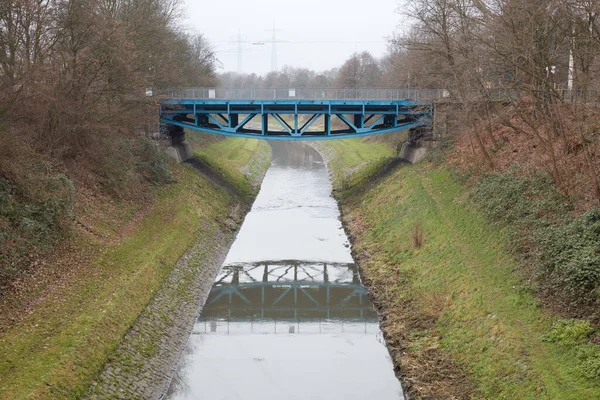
[[316, 137, 600, 400], [0, 137, 270, 399]]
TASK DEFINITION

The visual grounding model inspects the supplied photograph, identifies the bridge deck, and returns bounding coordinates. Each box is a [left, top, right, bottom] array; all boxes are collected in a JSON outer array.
[[160, 98, 432, 140]]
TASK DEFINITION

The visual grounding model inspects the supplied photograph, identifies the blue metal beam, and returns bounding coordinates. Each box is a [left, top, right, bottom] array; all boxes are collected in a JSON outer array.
[[365, 115, 386, 130], [299, 114, 321, 134], [161, 117, 426, 140], [336, 114, 359, 132], [271, 113, 293, 134], [160, 98, 432, 140], [207, 114, 226, 129], [235, 113, 256, 130]]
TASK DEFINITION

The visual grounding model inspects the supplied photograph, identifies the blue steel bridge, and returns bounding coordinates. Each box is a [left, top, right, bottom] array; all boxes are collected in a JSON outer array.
[[160, 88, 437, 141]]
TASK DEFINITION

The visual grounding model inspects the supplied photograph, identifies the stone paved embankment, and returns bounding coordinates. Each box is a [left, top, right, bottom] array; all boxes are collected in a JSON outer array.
[[86, 208, 244, 400]]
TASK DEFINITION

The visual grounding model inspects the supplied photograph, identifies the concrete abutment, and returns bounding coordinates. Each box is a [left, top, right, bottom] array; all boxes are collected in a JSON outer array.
[[164, 124, 193, 163]]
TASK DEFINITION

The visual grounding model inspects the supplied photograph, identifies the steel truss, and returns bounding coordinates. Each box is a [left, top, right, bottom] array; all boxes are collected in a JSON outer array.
[[160, 99, 432, 140], [201, 263, 376, 321]]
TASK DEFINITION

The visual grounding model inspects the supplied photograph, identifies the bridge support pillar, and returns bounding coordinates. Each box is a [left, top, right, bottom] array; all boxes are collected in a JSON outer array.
[[399, 127, 428, 164], [399, 142, 426, 164], [164, 124, 193, 163], [384, 115, 395, 127]]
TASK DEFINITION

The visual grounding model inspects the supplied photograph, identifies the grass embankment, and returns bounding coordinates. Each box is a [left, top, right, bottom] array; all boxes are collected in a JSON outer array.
[[187, 131, 271, 197], [317, 138, 600, 399], [0, 137, 269, 399], [311, 137, 397, 193]]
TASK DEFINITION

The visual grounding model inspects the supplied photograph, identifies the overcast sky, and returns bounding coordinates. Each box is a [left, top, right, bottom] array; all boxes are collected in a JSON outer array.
[[182, 0, 405, 76]]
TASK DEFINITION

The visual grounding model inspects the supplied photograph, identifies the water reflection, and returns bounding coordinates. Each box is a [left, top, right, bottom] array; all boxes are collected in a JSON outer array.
[[200, 261, 377, 324], [166, 142, 402, 400], [223, 142, 352, 266], [270, 141, 322, 168]]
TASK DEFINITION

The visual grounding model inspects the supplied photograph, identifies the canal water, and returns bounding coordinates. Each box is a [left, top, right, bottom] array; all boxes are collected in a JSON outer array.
[[166, 142, 403, 400]]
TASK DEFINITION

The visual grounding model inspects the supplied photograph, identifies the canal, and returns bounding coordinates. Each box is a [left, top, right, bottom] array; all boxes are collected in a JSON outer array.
[[166, 142, 403, 399]]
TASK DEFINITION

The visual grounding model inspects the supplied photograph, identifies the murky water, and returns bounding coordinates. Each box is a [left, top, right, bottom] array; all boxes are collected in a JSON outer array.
[[166, 142, 403, 400]]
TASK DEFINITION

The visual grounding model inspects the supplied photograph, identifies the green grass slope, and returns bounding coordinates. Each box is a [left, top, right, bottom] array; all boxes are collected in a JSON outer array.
[[188, 132, 272, 197], [0, 134, 272, 399], [316, 137, 600, 399]]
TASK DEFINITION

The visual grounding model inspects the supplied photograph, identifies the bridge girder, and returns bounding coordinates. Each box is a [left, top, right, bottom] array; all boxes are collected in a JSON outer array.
[[200, 262, 377, 321], [160, 99, 432, 140]]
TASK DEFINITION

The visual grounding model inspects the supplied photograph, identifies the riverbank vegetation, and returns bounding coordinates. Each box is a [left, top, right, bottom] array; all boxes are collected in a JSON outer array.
[[0, 0, 218, 291], [310, 134, 405, 195], [350, 163, 599, 399], [307, 3, 600, 395], [318, 137, 600, 399], [0, 162, 239, 399], [0, 0, 240, 397], [0, 133, 270, 399]]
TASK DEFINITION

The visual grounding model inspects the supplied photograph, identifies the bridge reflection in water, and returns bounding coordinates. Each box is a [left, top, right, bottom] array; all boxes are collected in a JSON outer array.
[[196, 261, 377, 335], [168, 261, 394, 400], [166, 141, 402, 400]]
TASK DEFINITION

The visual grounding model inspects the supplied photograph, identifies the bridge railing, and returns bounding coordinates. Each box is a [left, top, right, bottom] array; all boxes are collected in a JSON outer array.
[[159, 87, 599, 104], [160, 87, 448, 102]]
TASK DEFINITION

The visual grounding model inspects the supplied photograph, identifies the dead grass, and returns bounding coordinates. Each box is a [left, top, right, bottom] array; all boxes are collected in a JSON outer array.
[[448, 104, 600, 211], [411, 221, 425, 248]]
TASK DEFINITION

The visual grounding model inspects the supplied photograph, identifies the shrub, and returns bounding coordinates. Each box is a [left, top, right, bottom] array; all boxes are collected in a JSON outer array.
[[135, 138, 173, 185], [93, 136, 172, 198], [542, 319, 594, 346], [471, 172, 571, 227], [536, 211, 600, 302], [92, 137, 138, 198], [542, 319, 600, 380], [577, 344, 600, 380], [0, 174, 75, 290], [470, 172, 600, 306]]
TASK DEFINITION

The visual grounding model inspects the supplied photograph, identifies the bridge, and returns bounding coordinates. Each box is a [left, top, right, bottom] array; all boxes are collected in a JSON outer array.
[[159, 88, 436, 160], [198, 261, 377, 325]]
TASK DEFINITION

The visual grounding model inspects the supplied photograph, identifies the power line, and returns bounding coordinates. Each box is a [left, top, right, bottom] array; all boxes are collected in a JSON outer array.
[[235, 30, 244, 73], [267, 22, 283, 72], [214, 49, 263, 54], [217, 28, 387, 72], [226, 30, 256, 73], [213, 40, 387, 44]]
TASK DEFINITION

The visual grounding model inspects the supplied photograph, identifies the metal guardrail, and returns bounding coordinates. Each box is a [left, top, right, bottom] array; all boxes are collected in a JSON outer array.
[[157, 87, 598, 104], [160, 87, 449, 102]]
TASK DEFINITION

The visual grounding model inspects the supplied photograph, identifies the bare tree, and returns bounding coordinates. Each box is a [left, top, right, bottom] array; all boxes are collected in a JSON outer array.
[[388, 0, 600, 202], [335, 51, 382, 88]]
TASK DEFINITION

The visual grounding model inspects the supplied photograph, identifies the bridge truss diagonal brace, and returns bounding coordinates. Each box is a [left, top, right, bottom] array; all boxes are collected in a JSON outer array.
[[234, 113, 257, 131], [365, 115, 386, 130], [207, 114, 226, 129], [336, 114, 359, 132], [160, 99, 433, 140], [300, 114, 321, 133], [271, 113, 294, 134]]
